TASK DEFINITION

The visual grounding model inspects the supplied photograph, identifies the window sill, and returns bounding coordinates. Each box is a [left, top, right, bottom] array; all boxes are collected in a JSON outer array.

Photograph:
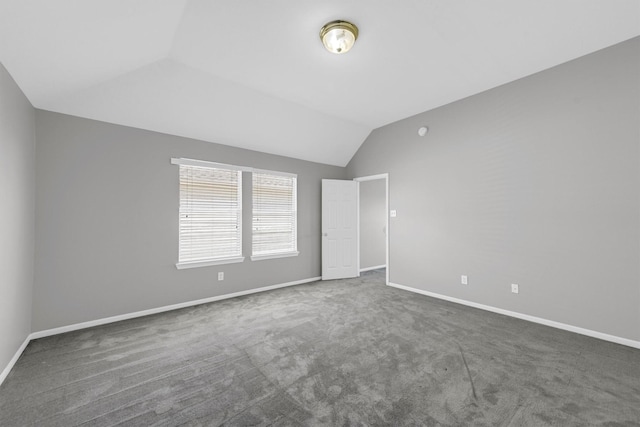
[[176, 256, 245, 270], [251, 251, 299, 262]]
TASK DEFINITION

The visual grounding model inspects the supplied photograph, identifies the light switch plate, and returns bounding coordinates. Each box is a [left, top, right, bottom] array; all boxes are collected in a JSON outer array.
[[461, 275, 468, 285], [390, 210, 397, 217]]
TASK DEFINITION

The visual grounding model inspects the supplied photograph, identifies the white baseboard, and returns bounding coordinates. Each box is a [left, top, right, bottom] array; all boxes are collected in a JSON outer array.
[[31, 276, 321, 340], [5, 275, 635, 389], [0, 335, 31, 387], [388, 282, 640, 350], [0, 277, 321, 385], [360, 265, 386, 273], [0, 276, 321, 387]]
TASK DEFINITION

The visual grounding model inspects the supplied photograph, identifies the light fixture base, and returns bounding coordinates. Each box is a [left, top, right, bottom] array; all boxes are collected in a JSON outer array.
[[320, 20, 359, 54]]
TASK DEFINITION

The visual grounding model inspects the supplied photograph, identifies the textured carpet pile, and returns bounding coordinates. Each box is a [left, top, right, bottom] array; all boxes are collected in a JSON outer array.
[[1, 270, 639, 425]]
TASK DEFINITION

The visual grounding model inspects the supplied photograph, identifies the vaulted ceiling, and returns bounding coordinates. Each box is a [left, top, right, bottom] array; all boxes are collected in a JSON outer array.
[[1, 1, 638, 166]]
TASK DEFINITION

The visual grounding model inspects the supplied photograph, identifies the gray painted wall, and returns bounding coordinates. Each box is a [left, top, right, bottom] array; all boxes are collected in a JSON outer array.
[[359, 179, 386, 269], [0, 63, 35, 370], [347, 37, 640, 342], [33, 111, 346, 331]]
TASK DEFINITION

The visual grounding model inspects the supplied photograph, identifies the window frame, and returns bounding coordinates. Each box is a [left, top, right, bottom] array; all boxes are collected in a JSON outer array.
[[251, 169, 299, 261], [172, 158, 247, 269]]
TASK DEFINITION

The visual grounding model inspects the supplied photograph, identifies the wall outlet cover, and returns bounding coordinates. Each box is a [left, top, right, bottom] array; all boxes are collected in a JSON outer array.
[[461, 275, 468, 285], [218, 272, 224, 281], [511, 283, 519, 294]]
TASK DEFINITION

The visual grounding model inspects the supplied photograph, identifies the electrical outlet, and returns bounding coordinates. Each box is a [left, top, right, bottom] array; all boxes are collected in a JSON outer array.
[[390, 210, 397, 218], [218, 272, 224, 281], [461, 275, 468, 285], [511, 283, 519, 294]]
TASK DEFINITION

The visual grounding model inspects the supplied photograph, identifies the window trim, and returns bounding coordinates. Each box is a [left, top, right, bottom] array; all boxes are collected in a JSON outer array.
[[251, 170, 298, 260], [171, 157, 252, 172], [172, 158, 245, 269], [176, 256, 245, 270], [250, 251, 299, 262], [251, 167, 297, 178], [171, 159, 300, 268]]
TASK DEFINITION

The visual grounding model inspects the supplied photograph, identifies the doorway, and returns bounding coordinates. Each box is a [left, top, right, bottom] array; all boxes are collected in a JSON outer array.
[[355, 174, 389, 285], [321, 175, 389, 284]]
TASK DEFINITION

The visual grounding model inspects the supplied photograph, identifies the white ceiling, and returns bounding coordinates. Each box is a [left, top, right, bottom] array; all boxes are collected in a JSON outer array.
[[1, 1, 638, 166]]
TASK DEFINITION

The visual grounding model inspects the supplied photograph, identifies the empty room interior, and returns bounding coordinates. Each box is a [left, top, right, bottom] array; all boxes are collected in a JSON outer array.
[[1, 1, 639, 425]]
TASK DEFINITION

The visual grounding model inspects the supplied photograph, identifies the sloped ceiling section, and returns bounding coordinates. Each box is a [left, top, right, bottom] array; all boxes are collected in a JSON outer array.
[[1, 0, 639, 166]]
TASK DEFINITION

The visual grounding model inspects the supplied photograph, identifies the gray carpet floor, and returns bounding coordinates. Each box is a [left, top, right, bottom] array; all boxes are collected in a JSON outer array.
[[1, 269, 639, 426]]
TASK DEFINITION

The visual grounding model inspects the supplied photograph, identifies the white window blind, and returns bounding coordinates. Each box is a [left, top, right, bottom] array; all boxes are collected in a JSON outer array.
[[176, 162, 243, 268], [252, 172, 298, 260]]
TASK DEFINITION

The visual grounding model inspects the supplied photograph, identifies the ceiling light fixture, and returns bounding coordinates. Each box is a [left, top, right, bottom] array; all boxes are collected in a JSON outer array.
[[320, 20, 359, 54]]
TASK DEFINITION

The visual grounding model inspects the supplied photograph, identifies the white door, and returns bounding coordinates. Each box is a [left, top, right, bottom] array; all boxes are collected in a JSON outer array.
[[322, 179, 359, 280]]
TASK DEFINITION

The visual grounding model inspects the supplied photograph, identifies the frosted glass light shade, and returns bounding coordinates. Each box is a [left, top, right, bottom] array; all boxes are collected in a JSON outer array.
[[320, 21, 358, 54]]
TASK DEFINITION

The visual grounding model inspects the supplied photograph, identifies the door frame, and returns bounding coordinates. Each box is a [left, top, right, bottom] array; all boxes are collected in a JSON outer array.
[[354, 173, 389, 286], [321, 179, 359, 280]]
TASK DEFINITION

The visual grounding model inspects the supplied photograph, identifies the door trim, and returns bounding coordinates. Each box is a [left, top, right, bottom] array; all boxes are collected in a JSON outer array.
[[321, 179, 359, 280], [353, 173, 389, 286]]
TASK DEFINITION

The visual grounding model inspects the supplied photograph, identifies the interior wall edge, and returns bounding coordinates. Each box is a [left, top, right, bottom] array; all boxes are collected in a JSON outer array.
[[0, 62, 36, 389], [388, 282, 640, 350], [0, 336, 30, 388], [1, 275, 321, 386], [33, 110, 345, 331], [360, 265, 386, 273], [30, 276, 321, 340], [346, 37, 640, 343]]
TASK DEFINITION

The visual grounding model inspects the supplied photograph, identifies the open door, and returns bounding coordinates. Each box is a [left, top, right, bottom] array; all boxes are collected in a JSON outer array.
[[322, 179, 359, 280]]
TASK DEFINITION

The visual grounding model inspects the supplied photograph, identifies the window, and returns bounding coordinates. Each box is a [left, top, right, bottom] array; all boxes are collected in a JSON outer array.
[[252, 171, 298, 260], [172, 158, 244, 269]]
